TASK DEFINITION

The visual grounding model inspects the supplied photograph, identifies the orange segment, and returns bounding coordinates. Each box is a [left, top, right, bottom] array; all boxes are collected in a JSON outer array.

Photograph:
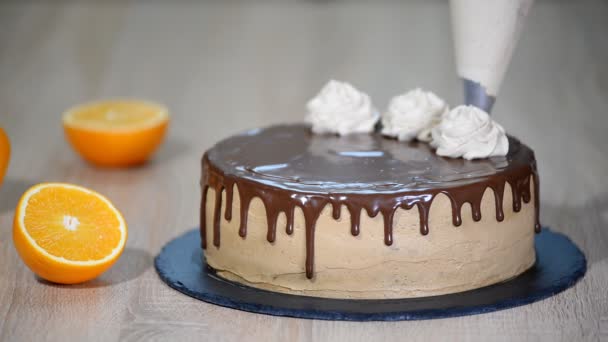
[[63, 99, 169, 167], [13, 183, 127, 284], [0, 128, 9, 186]]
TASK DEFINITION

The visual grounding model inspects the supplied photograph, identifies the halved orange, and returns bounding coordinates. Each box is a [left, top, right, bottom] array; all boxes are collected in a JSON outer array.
[[0, 127, 9, 186], [63, 99, 169, 167], [13, 183, 128, 284]]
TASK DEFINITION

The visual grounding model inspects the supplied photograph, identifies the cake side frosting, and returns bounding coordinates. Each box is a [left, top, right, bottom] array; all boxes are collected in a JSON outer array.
[[200, 124, 540, 280], [203, 186, 536, 298]]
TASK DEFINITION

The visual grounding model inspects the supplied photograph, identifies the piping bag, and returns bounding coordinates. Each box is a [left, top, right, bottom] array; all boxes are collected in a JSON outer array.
[[450, 0, 534, 113]]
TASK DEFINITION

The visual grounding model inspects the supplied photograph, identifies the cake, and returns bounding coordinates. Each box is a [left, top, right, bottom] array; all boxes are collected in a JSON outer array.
[[200, 82, 540, 299]]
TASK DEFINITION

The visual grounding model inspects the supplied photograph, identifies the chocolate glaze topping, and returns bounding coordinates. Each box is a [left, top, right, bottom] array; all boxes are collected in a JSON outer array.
[[201, 124, 540, 279]]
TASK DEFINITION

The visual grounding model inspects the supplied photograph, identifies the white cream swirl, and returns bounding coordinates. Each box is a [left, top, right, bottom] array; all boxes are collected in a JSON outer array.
[[306, 80, 379, 135], [381, 88, 449, 142], [431, 105, 509, 160]]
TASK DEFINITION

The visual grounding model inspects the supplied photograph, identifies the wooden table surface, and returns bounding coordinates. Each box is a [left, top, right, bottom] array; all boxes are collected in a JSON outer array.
[[1, 1, 607, 341]]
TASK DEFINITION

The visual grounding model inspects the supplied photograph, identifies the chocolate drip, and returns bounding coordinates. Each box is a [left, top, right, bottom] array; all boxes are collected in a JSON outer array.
[[200, 125, 541, 279], [285, 206, 295, 235], [445, 194, 462, 227], [200, 185, 208, 249], [224, 180, 234, 221], [212, 185, 223, 247], [331, 202, 341, 220], [491, 183, 506, 222], [533, 172, 541, 233], [381, 209, 395, 245], [237, 184, 253, 238], [345, 204, 361, 236]]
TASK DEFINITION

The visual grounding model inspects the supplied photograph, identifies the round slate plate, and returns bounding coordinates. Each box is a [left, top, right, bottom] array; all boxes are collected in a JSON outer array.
[[154, 227, 586, 321]]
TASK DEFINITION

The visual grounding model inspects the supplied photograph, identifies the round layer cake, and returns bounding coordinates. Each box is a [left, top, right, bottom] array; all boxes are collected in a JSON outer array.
[[200, 124, 540, 299]]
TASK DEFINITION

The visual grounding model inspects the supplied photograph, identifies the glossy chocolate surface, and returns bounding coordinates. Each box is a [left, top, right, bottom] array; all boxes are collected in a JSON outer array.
[[201, 124, 540, 279]]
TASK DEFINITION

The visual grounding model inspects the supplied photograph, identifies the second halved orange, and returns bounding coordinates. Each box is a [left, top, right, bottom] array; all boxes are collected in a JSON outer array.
[[63, 99, 169, 167]]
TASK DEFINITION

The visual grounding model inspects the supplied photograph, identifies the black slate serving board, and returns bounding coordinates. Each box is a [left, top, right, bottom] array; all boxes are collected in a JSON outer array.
[[155, 227, 586, 321]]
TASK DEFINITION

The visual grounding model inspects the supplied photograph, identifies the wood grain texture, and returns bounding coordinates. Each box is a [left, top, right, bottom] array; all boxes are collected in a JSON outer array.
[[0, 1, 606, 341]]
